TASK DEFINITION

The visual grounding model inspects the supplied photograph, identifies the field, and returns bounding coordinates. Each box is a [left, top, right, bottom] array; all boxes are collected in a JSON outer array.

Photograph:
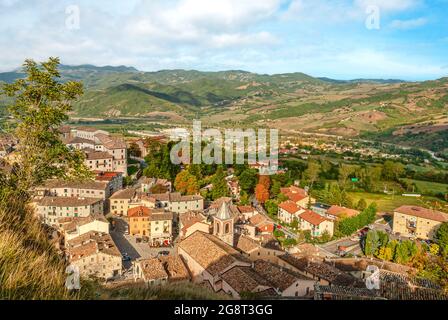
[[348, 191, 447, 213], [400, 178, 448, 195]]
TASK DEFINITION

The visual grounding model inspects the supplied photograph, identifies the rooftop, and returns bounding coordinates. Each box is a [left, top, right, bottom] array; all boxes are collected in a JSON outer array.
[[36, 196, 102, 207], [178, 231, 250, 276], [299, 209, 329, 226], [110, 188, 136, 200], [394, 205, 448, 222], [221, 266, 272, 294], [327, 205, 360, 218], [38, 179, 108, 191], [278, 200, 302, 215], [66, 231, 120, 262]]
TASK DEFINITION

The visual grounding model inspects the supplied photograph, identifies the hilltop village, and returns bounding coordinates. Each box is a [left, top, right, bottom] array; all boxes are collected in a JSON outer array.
[[2, 125, 447, 300]]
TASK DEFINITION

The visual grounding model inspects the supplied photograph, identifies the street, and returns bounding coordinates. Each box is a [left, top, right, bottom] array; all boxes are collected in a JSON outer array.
[[109, 217, 177, 270]]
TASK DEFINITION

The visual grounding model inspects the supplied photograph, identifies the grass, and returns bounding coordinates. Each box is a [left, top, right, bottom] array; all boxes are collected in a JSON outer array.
[[401, 178, 448, 195], [99, 281, 231, 300], [348, 191, 446, 213]]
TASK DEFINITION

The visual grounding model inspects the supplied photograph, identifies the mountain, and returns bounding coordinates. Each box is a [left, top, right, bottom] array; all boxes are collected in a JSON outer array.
[[1, 64, 447, 154]]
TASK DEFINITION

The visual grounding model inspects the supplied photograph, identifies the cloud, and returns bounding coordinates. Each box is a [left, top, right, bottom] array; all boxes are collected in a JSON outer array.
[[389, 17, 427, 29], [354, 0, 421, 12]]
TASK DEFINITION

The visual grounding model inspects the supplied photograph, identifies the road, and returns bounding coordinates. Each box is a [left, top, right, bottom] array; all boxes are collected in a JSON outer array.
[[251, 196, 300, 240], [109, 217, 177, 270]]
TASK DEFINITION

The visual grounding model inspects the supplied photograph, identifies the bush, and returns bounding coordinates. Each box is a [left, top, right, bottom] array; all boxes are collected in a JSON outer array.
[[337, 203, 377, 236]]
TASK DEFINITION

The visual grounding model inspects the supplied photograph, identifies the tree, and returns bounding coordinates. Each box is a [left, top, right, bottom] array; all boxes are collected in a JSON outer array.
[[338, 164, 356, 189], [265, 200, 278, 217], [255, 183, 269, 204], [302, 161, 321, 189], [258, 175, 271, 190], [382, 160, 405, 181], [357, 198, 367, 211], [1, 57, 90, 192], [435, 222, 448, 249], [128, 142, 141, 158], [270, 180, 282, 198], [174, 169, 199, 195], [238, 168, 258, 194], [239, 191, 250, 205], [211, 166, 229, 200]]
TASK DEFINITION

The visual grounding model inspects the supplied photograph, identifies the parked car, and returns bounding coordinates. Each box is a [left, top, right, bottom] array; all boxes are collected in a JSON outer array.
[[158, 250, 170, 256]]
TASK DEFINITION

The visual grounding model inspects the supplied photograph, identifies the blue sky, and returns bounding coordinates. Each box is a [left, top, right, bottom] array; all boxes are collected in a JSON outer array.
[[0, 0, 447, 80]]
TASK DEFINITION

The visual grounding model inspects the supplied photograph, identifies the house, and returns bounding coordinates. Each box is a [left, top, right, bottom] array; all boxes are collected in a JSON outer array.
[[58, 214, 109, 242], [325, 205, 360, 220], [94, 171, 123, 195], [179, 211, 210, 238], [227, 179, 240, 199], [34, 179, 111, 199], [70, 127, 108, 140], [64, 126, 128, 176], [152, 192, 204, 214], [248, 214, 275, 235], [66, 231, 122, 280], [141, 177, 172, 193], [392, 205, 448, 240], [234, 234, 283, 264], [280, 185, 313, 207], [34, 196, 104, 225], [110, 188, 137, 216], [84, 150, 114, 172], [278, 200, 305, 224], [133, 255, 190, 285], [127, 206, 173, 246], [237, 206, 258, 220], [299, 210, 334, 237], [220, 266, 274, 298], [252, 260, 315, 297], [277, 255, 360, 287], [310, 202, 331, 216], [177, 231, 252, 292]]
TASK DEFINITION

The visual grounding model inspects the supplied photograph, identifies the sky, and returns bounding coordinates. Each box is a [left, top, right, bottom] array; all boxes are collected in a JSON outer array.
[[0, 0, 448, 80]]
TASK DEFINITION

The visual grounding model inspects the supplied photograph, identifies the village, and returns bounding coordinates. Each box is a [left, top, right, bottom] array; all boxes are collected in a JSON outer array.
[[2, 125, 447, 300]]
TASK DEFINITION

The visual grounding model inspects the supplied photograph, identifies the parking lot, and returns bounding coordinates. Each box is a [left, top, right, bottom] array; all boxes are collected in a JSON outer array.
[[109, 216, 177, 270]]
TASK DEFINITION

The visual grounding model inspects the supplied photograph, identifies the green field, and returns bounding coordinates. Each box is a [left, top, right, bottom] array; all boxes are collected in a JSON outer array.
[[400, 178, 448, 195], [348, 191, 446, 213]]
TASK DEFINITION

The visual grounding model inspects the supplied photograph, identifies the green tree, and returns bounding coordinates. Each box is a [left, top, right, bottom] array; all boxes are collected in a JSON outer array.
[[270, 180, 282, 198], [238, 168, 257, 194], [211, 166, 229, 200], [357, 198, 367, 211], [382, 160, 405, 181], [239, 191, 250, 206], [302, 161, 321, 189], [338, 164, 356, 189], [435, 222, 448, 249], [265, 199, 278, 217], [1, 57, 90, 192]]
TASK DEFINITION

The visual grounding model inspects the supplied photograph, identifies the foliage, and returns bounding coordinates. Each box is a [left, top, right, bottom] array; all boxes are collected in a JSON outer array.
[[1, 57, 90, 192], [143, 141, 180, 181], [382, 160, 405, 181], [210, 166, 229, 200], [238, 168, 258, 194], [265, 199, 278, 217], [302, 161, 321, 189], [337, 203, 377, 236], [128, 142, 141, 158], [435, 222, 448, 250], [357, 198, 367, 211], [255, 183, 269, 204], [174, 168, 199, 195]]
